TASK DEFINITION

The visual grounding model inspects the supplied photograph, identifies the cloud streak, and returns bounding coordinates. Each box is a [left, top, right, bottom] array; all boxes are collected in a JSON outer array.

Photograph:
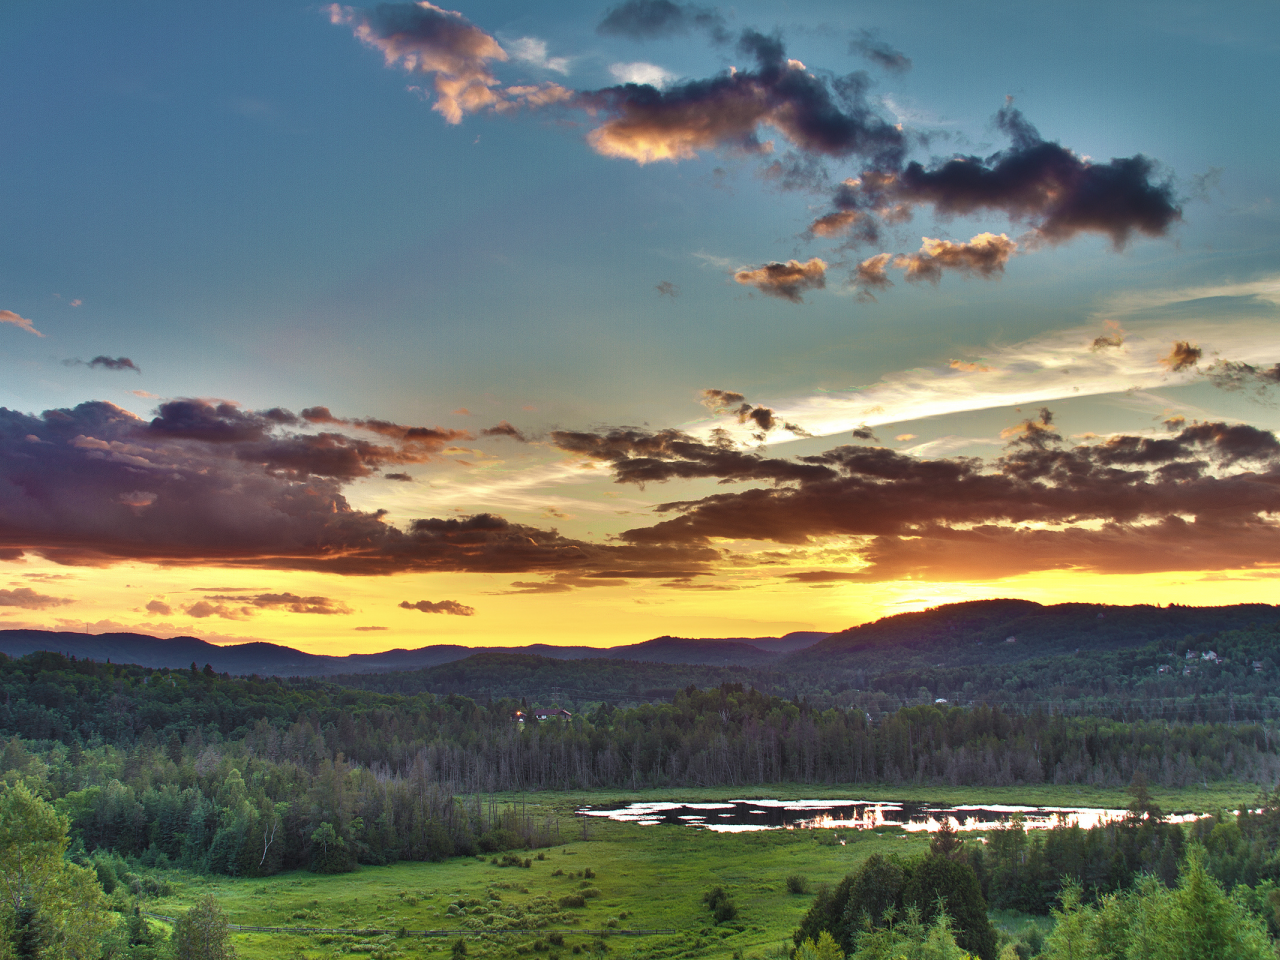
[[0, 310, 43, 337], [399, 598, 476, 615]]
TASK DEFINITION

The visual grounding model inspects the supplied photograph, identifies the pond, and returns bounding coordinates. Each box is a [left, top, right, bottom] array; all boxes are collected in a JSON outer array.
[[577, 799, 1202, 833]]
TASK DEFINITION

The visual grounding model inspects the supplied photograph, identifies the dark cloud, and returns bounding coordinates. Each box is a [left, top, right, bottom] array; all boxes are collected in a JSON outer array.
[[826, 105, 1180, 251], [1203, 359, 1280, 394], [0, 400, 716, 578], [849, 30, 911, 73], [149, 400, 271, 443], [577, 30, 906, 166], [0, 587, 74, 610], [733, 258, 827, 302], [850, 425, 879, 442], [399, 599, 476, 616], [551, 426, 831, 486], [64, 356, 141, 373], [1161, 340, 1202, 372], [482, 421, 528, 441], [384, 472, 414, 482], [999, 407, 1061, 450], [145, 598, 172, 616], [596, 0, 728, 42], [607, 416, 1280, 580], [892, 232, 1016, 283], [655, 280, 679, 297]]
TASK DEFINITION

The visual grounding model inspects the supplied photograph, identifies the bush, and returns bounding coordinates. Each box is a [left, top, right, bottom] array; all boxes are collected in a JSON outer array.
[[786, 875, 809, 895], [559, 895, 586, 909], [703, 887, 738, 925], [549, 933, 565, 947]]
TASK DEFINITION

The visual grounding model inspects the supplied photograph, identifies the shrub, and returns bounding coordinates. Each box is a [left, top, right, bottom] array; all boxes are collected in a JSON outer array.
[[550, 932, 565, 946], [559, 895, 586, 909], [583, 868, 596, 879], [786, 875, 809, 894], [703, 887, 738, 924]]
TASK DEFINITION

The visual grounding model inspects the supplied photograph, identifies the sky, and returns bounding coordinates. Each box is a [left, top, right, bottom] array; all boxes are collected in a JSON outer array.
[[2, 0, 1279, 653]]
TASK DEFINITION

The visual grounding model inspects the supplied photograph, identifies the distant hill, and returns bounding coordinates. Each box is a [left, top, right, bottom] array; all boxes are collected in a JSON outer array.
[[0, 628, 827, 676], [781, 599, 1280, 677]]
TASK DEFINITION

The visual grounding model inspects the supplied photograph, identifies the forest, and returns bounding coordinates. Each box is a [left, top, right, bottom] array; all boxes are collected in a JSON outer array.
[[3, 613, 1280, 958]]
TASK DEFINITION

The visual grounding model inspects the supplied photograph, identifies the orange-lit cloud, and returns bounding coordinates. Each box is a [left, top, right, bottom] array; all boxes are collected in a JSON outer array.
[[1160, 340, 1202, 372], [733, 258, 827, 302], [0, 309, 43, 337], [893, 232, 1016, 283], [328, 2, 569, 124]]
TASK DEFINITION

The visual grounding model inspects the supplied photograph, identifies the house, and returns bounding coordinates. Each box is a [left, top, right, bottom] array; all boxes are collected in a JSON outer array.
[[510, 710, 526, 723], [1004, 636, 1017, 644], [533, 707, 573, 722], [1201, 650, 1218, 662], [1157, 665, 1170, 674], [1253, 661, 1265, 673]]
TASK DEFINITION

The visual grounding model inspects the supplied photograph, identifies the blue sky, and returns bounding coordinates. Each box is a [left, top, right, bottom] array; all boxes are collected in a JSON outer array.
[[1, 0, 1278, 650]]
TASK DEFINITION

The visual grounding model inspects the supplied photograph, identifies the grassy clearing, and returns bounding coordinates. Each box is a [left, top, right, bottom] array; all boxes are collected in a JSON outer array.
[[144, 782, 1258, 960]]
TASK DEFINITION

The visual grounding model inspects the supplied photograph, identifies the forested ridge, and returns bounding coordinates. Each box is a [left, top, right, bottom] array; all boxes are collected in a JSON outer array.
[[2, 648, 1280, 880]]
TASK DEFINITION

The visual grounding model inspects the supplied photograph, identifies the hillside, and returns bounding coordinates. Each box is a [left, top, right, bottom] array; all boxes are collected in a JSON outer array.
[[0, 628, 823, 676]]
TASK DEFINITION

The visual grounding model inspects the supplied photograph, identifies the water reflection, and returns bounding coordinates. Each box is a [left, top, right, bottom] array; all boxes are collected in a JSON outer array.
[[578, 799, 1202, 833]]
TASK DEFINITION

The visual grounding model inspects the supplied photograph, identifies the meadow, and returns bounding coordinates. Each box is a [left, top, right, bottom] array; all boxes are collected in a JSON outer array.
[[143, 782, 1258, 960]]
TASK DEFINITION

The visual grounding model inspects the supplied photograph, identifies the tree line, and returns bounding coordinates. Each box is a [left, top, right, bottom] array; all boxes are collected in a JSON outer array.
[[2, 651, 1279, 877]]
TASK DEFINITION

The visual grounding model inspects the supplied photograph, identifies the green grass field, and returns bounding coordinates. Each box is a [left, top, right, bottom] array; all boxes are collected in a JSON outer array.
[[144, 782, 1262, 960]]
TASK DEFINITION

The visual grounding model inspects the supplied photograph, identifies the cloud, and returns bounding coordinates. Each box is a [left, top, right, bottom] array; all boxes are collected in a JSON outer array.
[[852, 252, 894, 299], [64, 356, 142, 373], [733, 257, 827, 302], [999, 407, 1062, 449], [655, 280, 679, 297], [399, 598, 476, 615], [850, 426, 879, 442], [849, 30, 911, 73], [146, 598, 172, 616], [355, 625, 387, 630], [949, 360, 992, 373], [809, 210, 861, 238], [830, 105, 1180, 250], [508, 37, 569, 74], [551, 425, 832, 486], [1203, 359, 1280, 394], [184, 600, 252, 620], [892, 232, 1016, 283], [384, 472, 414, 482], [596, 0, 728, 41], [328, 2, 570, 124], [610, 62, 677, 87], [0, 399, 716, 578], [699, 388, 746, 413], [686, 313, 1278, 446], [577, 30, 906, 166], [1160, 340, 1202, 372], [0, 310, 43, 337], [1091, 321, 1126, 351], [610, 417, 1280, 581], [482, 420, 528, 441], [0, 587, 74, 610]]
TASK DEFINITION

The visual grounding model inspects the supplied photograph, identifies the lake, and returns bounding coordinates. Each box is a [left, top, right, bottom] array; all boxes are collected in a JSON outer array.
[[577, 798, 1202, 833]]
